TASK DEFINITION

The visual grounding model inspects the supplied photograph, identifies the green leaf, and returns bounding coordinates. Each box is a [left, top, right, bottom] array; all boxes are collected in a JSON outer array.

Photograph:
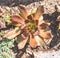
[[0, 38, 15, 58], [27, 22, 36, 30], [3, 14, 11, 23], [0, 38, 14, 48]]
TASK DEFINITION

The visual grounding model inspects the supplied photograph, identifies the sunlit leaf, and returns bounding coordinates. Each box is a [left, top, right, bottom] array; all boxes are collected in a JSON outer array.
[[28, 6, 44, 21], [39, 30, 53, 39], [29, 34, 37, 48], [18, 5, 28, 19], [33, 6, 44, 20], [11, 15, 25, 25], [3, 14, 11, 23], [34, 35, 44, 46], [3, 27, 20, 39], [31, 8, 37, 14]]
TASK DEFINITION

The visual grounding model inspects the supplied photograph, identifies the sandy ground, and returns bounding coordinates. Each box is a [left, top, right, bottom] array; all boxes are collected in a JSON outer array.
[[0, 0, 60, 58]]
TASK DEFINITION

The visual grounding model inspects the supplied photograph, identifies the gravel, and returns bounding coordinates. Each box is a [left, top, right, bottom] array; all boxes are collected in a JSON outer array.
[[0, 0, 60, 14], [41, 0, 60, 14], [26, 0, 60, 14], [34, 50, 60, 58]]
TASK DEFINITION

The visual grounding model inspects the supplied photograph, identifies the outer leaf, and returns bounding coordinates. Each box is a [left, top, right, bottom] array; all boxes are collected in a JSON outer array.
[[28, 6, 44, 21], [29, 34, 37, 48], [39, 30, 53, 39], [18, 38, 28, 49], [3, 27, 20, 39], [34, 35, 44, 46], [11, 15, 25, 25], [39, 22, 50, 29], [33, 6, 44, 20], [31, 8, 37, 14], [18, 5, 28, 19]]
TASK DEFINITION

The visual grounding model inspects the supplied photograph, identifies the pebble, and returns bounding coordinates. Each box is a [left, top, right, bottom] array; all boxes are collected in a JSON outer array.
[[41, 0, 60, 14]]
